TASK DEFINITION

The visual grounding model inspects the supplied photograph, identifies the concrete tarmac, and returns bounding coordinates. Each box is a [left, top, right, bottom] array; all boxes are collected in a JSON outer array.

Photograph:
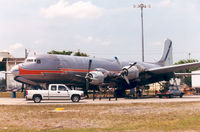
[[1, 95, 200, 105]]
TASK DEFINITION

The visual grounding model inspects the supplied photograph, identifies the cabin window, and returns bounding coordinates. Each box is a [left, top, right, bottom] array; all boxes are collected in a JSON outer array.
[[36, 59, 41, 64], [58, 86, 67, 91], [51, 86, 57, 91]]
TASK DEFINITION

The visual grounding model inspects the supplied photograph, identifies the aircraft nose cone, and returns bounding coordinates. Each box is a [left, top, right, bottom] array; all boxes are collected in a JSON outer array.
[[11, 65, 19, 76]]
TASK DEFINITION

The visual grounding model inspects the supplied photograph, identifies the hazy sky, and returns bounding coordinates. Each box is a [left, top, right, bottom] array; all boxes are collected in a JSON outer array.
[[0, 0, 199, 63]]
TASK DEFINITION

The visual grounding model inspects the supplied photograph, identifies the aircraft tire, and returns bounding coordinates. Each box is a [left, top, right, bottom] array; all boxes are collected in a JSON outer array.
[[71, 95, 80, 102], [33, 95, 41, 103]]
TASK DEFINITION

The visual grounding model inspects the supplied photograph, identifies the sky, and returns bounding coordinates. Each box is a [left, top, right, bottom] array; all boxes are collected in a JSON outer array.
[[0, 0, 200, 63]]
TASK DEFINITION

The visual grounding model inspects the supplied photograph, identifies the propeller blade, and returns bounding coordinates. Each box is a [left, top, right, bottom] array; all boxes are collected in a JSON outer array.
[[127, 62, 137, 70], [115, 57, 131, 85], [86, 79, 89, 90], [124, 76, 130, 85], [88, 59, 92, 73], [85, 59, 93, 98], [75, 74, 84, 78], [85, 59, 92, 90], [114, 56, 122, 68]]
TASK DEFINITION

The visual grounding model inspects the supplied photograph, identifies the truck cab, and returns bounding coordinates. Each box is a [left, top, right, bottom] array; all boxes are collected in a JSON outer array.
[[48, 84, 71, 99]]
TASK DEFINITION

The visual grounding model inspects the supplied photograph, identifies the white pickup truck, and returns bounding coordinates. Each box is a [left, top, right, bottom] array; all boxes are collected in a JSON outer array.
[[26, 84, 84, 103]]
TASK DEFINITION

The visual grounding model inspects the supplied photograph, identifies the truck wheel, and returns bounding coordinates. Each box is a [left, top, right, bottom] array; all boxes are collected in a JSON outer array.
[[72, 95, 80, 102], [33, 95, 41, 103], [169, 95, 172, 98], [159, 95, 162, 98], [180, 94, 183, 98]]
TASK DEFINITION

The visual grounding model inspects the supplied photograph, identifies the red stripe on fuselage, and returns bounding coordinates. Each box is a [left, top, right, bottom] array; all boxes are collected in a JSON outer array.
[[61, 68, 88, 73], [19, 67, 64, 75], [19, 67, 120, 75]]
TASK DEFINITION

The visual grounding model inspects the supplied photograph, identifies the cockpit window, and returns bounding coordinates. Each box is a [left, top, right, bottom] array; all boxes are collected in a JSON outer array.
[[26, 58, 41, 64], [26, 59, 34, 62]]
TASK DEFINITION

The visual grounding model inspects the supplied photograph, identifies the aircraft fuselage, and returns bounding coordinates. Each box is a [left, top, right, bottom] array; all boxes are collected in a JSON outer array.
[[11, 54, 168, 87]]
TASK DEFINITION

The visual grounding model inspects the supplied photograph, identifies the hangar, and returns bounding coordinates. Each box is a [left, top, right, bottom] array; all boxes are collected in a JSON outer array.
[[0, 52, 25, 91]]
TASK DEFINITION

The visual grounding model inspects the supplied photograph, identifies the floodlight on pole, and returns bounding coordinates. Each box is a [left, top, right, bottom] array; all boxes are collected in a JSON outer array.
[[133, 3, 151, 62]]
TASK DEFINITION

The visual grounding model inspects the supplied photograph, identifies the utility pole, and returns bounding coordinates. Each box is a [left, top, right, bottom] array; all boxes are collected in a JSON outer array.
[[133, 4, 151, 62], [25, 48, 28, 59]]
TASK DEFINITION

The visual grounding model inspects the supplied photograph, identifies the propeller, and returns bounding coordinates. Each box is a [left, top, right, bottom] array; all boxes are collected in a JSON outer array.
[[85, 59, 92, 91], [121, 62, 137, 85], [114, 57, 137, 85]]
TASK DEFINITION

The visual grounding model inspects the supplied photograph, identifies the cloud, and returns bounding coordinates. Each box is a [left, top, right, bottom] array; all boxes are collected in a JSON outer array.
[[154, 0, 173, 8], [40, 0, 104, 19], [152, 41, 162, 46], [8, 43, 24, 52], [75, 36, 111, 46], [3, 43, 24, 53], [85, 36, 111, 46]]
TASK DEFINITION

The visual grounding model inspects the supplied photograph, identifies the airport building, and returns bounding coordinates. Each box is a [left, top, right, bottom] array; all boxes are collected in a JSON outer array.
[[0, 52, 25, 91], [192, 70, 200, 94]]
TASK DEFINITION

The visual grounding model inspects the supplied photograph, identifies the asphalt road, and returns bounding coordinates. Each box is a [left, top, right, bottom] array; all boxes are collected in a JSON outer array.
[[1, 95, 200, 105]]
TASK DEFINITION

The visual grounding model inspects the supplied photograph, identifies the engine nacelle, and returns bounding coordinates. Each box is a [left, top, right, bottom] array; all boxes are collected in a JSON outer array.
[[122, 66, 139, 80], [87, 71, 105, 85]]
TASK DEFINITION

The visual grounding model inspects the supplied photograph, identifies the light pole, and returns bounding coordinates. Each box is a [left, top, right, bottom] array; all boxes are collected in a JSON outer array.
[[133, 4, 151, 62], [188, 53, 191, 60]]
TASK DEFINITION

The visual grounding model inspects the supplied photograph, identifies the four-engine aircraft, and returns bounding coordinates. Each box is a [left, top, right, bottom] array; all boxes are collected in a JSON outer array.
[[10, 39, 200, 96]]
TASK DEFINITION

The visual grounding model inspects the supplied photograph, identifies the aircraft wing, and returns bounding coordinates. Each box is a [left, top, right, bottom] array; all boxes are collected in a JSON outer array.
[[148, 62, 200, 74], [174, 73, 200, 76]]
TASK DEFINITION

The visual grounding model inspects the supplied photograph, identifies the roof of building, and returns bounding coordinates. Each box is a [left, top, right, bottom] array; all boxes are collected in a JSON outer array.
[[0, 52, 14, 61]]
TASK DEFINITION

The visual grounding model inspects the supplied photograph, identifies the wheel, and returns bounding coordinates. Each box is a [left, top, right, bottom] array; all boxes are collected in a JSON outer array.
[[180, 94, 183, 98], [33, 95, 41, 103], [159, 95, 162, 98], [71, 95, 80, 102]]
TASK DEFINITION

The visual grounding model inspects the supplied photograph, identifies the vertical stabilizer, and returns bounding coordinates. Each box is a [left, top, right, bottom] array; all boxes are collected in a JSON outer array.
[[157, 39, 173, 66]]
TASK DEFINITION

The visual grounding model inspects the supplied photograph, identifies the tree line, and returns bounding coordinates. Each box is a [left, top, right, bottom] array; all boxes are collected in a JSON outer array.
[[48, 50, 88, 57]]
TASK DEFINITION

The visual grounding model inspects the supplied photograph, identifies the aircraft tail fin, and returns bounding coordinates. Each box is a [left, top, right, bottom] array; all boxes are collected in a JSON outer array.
[[157, 39, 173, 66]]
